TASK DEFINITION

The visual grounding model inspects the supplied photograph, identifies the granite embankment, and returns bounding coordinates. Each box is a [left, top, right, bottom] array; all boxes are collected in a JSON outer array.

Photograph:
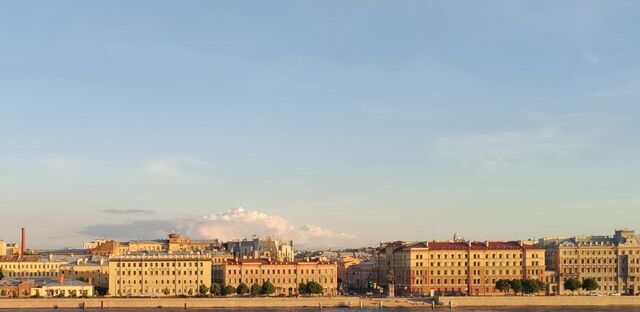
[[443, 295, 640, 307], [0, 297, 426, 309], [2, 296, 640, 309]]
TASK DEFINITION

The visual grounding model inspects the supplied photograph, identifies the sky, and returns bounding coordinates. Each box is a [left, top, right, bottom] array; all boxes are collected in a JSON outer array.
[[1, 1, 639, 249]]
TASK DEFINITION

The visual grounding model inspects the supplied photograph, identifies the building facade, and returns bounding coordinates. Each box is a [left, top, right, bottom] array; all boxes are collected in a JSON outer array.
[[107, 253, 211, 297], [375, 240, 545, 296], [221, 258, 337, 296], [225, 236, 294, 262], [540, 229, 640, 295], [88, 234, 220, 256], [60, 257, 109, 292], [0, 255, 65, 280]]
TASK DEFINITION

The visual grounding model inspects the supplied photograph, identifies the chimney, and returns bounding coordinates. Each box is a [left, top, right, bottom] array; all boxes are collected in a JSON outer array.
[[21, 227, 26, 255]]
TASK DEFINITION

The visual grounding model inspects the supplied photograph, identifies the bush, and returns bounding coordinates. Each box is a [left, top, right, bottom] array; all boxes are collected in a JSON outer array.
[[199, 284, 209, 296], [582, 278, 599, 291], [564, 278, 582, 294]]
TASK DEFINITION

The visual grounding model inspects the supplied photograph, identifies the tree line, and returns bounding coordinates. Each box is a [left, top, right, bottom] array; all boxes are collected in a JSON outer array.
[[495, 279, 546, 295]]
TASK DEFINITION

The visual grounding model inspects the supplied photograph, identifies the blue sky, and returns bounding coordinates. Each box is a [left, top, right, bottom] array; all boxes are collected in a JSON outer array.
[[1, 1, 639, 248]]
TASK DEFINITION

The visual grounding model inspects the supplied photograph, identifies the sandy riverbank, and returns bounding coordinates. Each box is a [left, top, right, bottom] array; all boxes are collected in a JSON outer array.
[[442, 295, 640, 307]]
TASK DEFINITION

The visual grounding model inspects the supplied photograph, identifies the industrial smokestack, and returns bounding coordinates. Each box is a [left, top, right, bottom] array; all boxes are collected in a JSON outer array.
[[21, 227, 26, 255]]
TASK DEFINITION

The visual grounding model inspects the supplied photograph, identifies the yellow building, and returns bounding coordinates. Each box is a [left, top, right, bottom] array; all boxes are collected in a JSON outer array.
[[0, 255, 65, 280], [60, 258, 109, 293], [376, 240, 545, 296], [32, 279, 95, 298], [107, 253, 212, 297], [337, 255, 361, 284], [540, 229, 640, 295], [222, 258, 337, 296]]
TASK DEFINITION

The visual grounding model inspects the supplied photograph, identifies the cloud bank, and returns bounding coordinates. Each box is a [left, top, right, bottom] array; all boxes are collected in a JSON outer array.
[[82, 207, 355, 248]]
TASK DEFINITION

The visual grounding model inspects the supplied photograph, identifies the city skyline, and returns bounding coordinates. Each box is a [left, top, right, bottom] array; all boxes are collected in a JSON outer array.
[[2, 1, 640, 248]]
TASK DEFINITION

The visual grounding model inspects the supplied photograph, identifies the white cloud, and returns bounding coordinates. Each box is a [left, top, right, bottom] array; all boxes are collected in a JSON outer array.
[[82, 207, 355, 248]]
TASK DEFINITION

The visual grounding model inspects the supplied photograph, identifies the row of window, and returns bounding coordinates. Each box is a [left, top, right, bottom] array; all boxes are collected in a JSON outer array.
[[115, 262, 204, 268], [116, 279, 204, 285]]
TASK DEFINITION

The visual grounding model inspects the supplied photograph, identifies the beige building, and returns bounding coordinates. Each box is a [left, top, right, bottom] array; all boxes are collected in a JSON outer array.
[[345, 260, 376, 292], [60, 257, 109, 292], [376, 240, 545, 296], [540, 229, 640, 295], [89, 234, 220, 256], [222, 258, 337, 296], [337, 255, 361, 284], [32, 279, 95, 298], [0, 255, 65, 280], [108, 253, 212, 297], [225, 236, 294, 262]]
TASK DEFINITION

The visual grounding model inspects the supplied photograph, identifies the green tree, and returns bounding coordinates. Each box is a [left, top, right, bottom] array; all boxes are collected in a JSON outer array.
[[306, 281, 323, 295], [222, 285, 236, 296], [510, 279, 523, 295], [534, 280, 546, 295], [162, 288, 170, 296], [210, 283, 222, 296], [521, 279, 538, 295], [564, 278, 582, 295], [199, 284, 209, 297], [298, 282, 309, 295], [582, 278, 599, 292], [237, 282, 250, 295], [261, 281, 276, 295], [251, 283, 262, 296], [495, 279, 511, 295]]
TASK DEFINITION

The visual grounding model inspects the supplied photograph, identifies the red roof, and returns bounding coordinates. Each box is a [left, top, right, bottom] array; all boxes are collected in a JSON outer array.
[[398, 241, 543, 251]]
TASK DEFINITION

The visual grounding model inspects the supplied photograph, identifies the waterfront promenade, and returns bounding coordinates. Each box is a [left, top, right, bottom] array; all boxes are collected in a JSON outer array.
[[3, 296, 640, 309]]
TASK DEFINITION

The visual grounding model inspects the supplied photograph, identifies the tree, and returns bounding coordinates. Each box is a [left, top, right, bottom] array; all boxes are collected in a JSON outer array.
[[306, 282, 323, 295], [521, 279, 538, 295], [250, 283, 261, 296], [510, 279, 523, 295], [495, 279, 511, 295], [0, 268, 4, 280], [210, 283, 222, 296], [237, 283, 250, 295], [261, 281, 276, 295], [534, 280, 546, 295], [298, 282, 309, 295], [582, 278, 599, 292], [564, 278, 582, 295], [162, 288, 170, 296], [199, 284, 209, 297], [222, 285, 236, 296]]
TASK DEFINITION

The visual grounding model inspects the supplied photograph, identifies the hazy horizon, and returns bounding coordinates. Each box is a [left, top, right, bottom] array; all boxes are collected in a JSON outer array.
[[1, 1, 639, 249]]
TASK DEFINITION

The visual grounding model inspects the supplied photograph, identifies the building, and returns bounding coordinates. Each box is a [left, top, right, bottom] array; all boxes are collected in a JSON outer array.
[[539, 229, 640, 295], [0, 279, 32, 298], [375, 240, 545, 296], [107, 253, 212, 297], [32, 278, 95, 298], [337, 255, 362, 284], [221, 258, 338, 296], [83, 238, 109, 251], [60, 257, 109, 294], [0, 255, 66, 280], [0, 240, 6, 257], [88, 234, 220, 256], [225, 236, 294, 262], [345, 260, 376, 292], [210, 251, 234, 284]]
